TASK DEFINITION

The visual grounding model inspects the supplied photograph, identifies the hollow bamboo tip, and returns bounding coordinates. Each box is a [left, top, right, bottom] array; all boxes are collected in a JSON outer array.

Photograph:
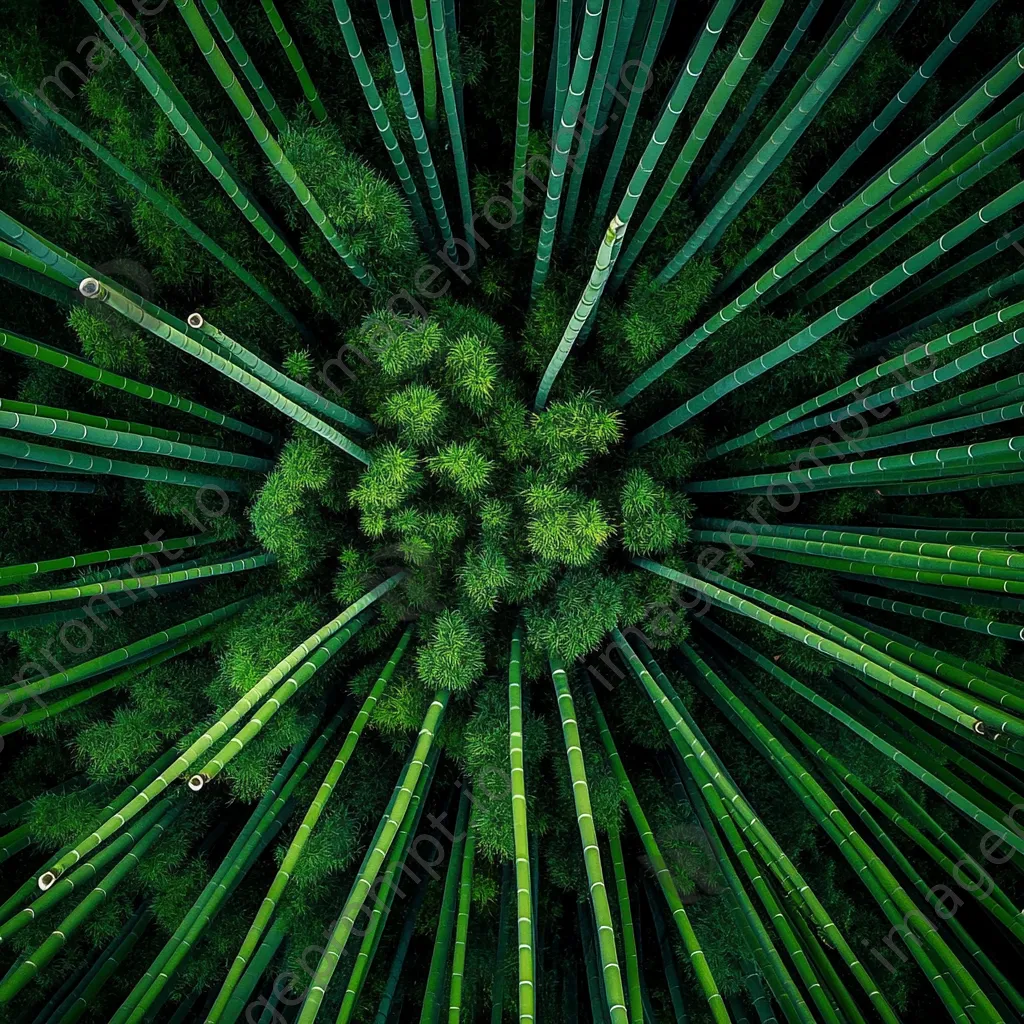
[[188, 774, 207, 792], [79, 278, 101, 298], [38, 871, 57, 890], [187, 313, 204, 329]]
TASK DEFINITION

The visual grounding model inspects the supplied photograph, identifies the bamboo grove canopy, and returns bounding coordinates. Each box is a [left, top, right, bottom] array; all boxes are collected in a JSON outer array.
[[3, 0, 1024, 1021]]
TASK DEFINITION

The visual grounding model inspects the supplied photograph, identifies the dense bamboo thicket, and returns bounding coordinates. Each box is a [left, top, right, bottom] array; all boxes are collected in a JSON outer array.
[[2, 0, 1024, 1020]]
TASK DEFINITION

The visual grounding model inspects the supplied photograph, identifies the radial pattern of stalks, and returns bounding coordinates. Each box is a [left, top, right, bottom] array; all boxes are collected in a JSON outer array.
[[1, 1, 1024, 1022]]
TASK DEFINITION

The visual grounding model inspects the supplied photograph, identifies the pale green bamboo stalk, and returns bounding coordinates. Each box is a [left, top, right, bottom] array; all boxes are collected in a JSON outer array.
[[0, 328, 273, 444], [80, 279, 371, 465], [448, 802, 477, 1023], [298, 692, 448, 1023], [188, 614, 368, 788], [188, 313, 373, 435], [0, 801, 183, 1005], [534, 215, 626, 409], [0, 553, 272, 611], [78, 0, 325, 298], [551, 655, 630, 1024], [205, 627, 413, 1023], [39, 575, 405, 889], [112, 733, 318, 1023], [0, 408, 272, 472], [507, 627, 535, 1024], [0, 398, 215, 447], [124, 715, 352, 1023], [260, 0, 327, 120], [175, 0, 374, 286], [336, 753, 437, 1024]]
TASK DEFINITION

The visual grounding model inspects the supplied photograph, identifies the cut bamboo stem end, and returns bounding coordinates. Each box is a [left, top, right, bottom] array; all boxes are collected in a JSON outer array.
[[188, 774, 209, 792], [187, 313, 205, 329], [79, 277, 102, 299], [38, 871, 57, 891]]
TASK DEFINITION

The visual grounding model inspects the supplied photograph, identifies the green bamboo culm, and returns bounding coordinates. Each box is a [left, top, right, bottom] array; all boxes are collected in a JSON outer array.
[[559, 0, 624, 246], [716, 0, 1000, 295], [534, 215, 627, 410], [612, 0, 784, 286], [37, 575, 405, 891], [77, 0, 326, 300], [376, 0, 455, 252], [551, 655, 630, 1024], [173, 0, 374, 287], [204, 628, 412, 1023], [0, 76, 303, 332], [0, 407, 273, 473], [0, 325, 271, 443], [447, 799, 477, 1023], [428, 0, 474, 257], [530, 0, 606, 297], [420, 787, 471, 1024], [79, 279, 372, 465], [507, 628, 535, 1024], [510, 0, 537, 236], [584, 678, 730, 1023], [332, 0, 432, 244], [0, 397, 216, 447], [613, 41, 1024, 406], [188, 313, 374, 436], [632, 179, 1024, 448], [259, 0, 327, 120], [298, 691, 448, 1024], [199, 0, 288, 134]]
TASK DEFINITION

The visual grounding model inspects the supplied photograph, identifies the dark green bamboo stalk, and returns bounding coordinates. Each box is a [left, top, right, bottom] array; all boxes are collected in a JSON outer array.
[[78, 0, 325, 299], [613, 41, 1024, 405], [175, 0, 374, 286], [0, 328, 272, 444], [260, 0, 327, 120], [420, 788, 471, 1024], [80, 279, 371, 465], [511, 0, 537, 234]]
